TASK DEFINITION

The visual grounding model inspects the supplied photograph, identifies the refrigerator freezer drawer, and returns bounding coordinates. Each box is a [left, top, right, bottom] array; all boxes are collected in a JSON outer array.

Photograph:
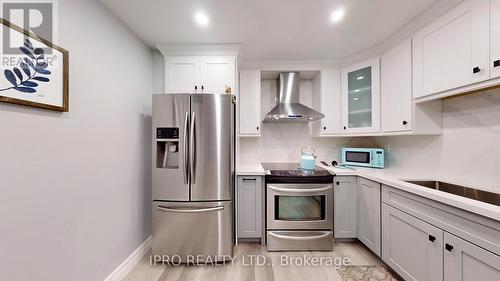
[[152, 201, 233, 262], [266, 230, 333, 251]]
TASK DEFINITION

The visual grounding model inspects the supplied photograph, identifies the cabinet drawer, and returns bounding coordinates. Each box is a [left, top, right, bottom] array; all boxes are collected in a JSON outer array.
[[382, 185, 500, 256]]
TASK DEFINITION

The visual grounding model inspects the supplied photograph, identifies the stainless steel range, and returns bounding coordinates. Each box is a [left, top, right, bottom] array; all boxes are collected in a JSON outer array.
[[263, 163, 334, 251]]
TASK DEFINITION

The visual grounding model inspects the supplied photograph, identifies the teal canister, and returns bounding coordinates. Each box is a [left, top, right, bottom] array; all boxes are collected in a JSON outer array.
[[300, 147, 317, 170]]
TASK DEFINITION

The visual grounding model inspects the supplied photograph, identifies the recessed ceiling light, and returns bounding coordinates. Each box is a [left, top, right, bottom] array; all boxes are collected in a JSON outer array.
[[357, 76, 364, 80], [194, 11, 209, 27], [330, 8, 345, 24]]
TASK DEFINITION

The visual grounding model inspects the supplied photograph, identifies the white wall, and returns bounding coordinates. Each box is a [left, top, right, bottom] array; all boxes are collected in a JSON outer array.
[[0, 1, 153, 281], [239, 79, 373, 164], [374, 90, 500, 192]]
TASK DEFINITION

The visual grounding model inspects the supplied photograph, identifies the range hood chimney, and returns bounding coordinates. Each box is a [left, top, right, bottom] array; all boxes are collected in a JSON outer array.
[[262, 72, 325, 123]]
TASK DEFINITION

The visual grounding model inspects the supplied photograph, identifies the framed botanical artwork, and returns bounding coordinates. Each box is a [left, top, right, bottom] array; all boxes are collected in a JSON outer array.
[[0, 18, 69, 112]]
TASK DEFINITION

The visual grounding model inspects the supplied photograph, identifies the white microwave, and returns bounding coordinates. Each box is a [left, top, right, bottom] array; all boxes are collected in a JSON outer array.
[[341, 147, 384, 168]]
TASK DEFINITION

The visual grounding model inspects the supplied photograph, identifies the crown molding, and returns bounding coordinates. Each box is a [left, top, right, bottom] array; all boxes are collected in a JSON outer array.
[[155, 43, 242, 56]]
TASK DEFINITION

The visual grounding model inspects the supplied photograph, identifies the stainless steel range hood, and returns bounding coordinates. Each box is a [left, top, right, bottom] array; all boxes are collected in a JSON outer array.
[[262, 72, 324, 123]]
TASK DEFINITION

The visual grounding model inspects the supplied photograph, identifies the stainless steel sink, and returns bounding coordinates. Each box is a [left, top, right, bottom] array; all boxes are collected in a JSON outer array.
[[404, 180, 500, 207]]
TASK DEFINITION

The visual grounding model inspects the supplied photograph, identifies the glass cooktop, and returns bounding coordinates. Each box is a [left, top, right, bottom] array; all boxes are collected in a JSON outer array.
[[261, 163, 332, 177]]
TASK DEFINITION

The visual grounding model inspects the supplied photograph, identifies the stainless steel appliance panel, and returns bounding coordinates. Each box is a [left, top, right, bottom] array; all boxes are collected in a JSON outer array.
[[267, 183, 333, 230], [190, 94, 233, 201], [266, 230, 333, 251], [152, 201, 233, 261], [152, 94, 190, 201]]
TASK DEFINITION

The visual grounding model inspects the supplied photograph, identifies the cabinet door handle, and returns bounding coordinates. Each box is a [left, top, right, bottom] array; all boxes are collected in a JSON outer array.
[[428, 235, 436, 242], [336, 181, 340, 186], [343, 126, 347, 130], [195, 85, 198, 90], [257, 126, 259, 130], [402, 120, 408, 126], [445, 243, 453, 252], [473, 67, 481, 74], [323, 126, 327, 130], [494, 60, 500, 68], [201, 85, 204, 90]]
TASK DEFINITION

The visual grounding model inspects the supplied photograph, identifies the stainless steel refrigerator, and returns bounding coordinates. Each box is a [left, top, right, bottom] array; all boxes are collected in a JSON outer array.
[[152, 93, 234, 262]]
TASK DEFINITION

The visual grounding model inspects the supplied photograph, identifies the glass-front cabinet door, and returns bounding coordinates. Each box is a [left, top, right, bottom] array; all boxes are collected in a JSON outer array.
[[341, 58, 380, 133]]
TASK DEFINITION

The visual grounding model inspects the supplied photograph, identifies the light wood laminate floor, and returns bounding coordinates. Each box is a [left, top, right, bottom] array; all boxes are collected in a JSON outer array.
[[123, 241, 385, 281]]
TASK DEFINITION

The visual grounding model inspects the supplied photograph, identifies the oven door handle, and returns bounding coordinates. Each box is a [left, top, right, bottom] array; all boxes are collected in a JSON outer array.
[[268, 231, 331, 241], [268, 185, 332, 193]]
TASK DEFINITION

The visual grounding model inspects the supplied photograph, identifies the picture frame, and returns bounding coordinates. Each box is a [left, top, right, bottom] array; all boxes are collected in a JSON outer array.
[[0, 18, 69, 112]]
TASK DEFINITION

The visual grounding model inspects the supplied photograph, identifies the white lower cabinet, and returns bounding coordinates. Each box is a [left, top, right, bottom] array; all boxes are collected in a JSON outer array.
[[334, 176, 357, 238], [444, 232, 500, 281], [237, 176, 263, 239], [357, 178, 381, 256], [382, 184, 500, 281], [382, 203, 443, 281]]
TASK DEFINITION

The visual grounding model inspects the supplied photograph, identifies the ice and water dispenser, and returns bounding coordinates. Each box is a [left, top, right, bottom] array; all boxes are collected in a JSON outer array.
[[156, 127, 180, 169]]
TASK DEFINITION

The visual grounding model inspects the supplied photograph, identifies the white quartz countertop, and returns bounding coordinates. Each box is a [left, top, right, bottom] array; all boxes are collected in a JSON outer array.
[[317, 163, 500, 222], [236, 163, 266, 175], [237, 162, 500, 222]]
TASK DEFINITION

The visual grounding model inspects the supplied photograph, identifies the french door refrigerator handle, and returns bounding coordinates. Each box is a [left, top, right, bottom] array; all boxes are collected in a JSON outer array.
[[183, 112, 189, 184], [268, 231, 331, 241], [190, 111, 196, 184], [157, 205, 224, 213]]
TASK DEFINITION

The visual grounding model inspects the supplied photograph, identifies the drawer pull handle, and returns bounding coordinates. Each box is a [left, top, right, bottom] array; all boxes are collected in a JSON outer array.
[[473, 67, 481, 74], [494, 60, 500, 68], [242, 178, 256, 181], [268, 231, 330, 241], [428, 235, 436, 242], [445, 243, 453, 252]]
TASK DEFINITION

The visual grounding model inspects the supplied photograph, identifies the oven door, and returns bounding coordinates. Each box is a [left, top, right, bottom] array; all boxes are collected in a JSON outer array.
[[267, 183, 333, 230]]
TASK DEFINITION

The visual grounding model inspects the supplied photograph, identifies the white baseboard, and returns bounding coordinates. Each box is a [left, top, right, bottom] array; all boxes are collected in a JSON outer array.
[[103, 235, 152, 281]]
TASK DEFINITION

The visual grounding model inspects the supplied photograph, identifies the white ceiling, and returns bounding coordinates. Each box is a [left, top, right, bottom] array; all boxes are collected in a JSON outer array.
[[101, 0, 438, 60]]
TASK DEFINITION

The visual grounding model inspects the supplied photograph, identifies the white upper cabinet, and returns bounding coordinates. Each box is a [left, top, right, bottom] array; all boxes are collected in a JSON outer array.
[[199, 57, 236, 94], [239, 70, 261, 136], [164, 56, 200, 93], [341, 58, 381, 133], [413, 0, 490, 99], [312, 69, 341, 136], [164, 56, 236, 94], [381, 39, 413, 132], [490, 0, 500, 79]]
